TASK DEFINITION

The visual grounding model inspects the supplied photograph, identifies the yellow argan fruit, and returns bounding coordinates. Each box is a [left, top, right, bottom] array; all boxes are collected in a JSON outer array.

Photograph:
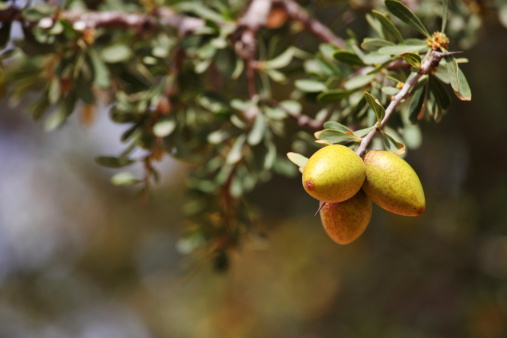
[[320, 190, 372, 245], [362, 150, 425, 216], [302, 145, 366, 203]]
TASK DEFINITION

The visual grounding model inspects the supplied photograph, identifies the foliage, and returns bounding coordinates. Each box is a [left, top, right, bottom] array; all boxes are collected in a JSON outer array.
[[0, 0, 490, 268]]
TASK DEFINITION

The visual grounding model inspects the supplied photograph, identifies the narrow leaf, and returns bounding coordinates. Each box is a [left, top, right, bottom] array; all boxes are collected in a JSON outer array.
[[401, 53, 421, 68], [364, 92, 386, 122], [226, 134, 246, 164], [333, 50, 366, 66], [380, 129, 406, 155], [247, 113, 265, 146], [295, 79, 327, 92], [153, 119, 176, 137], [371, 10, 404, 43], [101, 44, 132, 63], [385, 0, 431, 38], [315, 129, 361, 145], [95, 156, 136, 168], [409, 80, 427, 123], [378, 43, 427, 55], [361, 38, 395, 51], [441, 0, 448, 32], [287, 152, 309, 170], [323, 121, 351, 132], [111, 172, 141, 186], [446, 56, 472, 101]]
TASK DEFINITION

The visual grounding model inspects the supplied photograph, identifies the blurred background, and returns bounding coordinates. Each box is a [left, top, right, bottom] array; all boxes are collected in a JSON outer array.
[[2, 4, 507, 338]]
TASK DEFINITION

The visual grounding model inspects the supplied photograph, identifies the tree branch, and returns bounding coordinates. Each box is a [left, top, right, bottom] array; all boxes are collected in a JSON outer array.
[[275, 0, 346, 48], [355, 51, 452, 157]]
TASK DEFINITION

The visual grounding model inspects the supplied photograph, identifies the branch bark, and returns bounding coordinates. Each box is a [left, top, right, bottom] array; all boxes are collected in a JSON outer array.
[[355, 51, 451, 157]]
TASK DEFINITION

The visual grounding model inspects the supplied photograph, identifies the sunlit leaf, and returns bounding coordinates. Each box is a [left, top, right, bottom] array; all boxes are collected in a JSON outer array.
[[378, 43, 427, 55], [226, 134, 246, 164], [323, 121, 351, 132], [401, 53, 421, 68], [385, 0, 431, 38], [446, 56, 472, 101], [153, 119, 176, 137], [295, 79, 327, 92], [101, 44, 132, 63], [361, 38, 395, 51], [315, 129, 361, 145], [248, 113, 265, 146], [371, 10, 404, 43], [287, 152, 309, 170], [344, 74, 376, 90], [111, 172, 141, 186]]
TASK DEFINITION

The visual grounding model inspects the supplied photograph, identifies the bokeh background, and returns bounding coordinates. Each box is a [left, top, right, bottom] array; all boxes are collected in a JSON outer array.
[[1, 4, 507, 338]]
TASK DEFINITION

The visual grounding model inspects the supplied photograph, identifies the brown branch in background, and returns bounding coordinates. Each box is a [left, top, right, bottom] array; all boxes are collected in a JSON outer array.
[[355, 51, 459, 157], [276, 0, 346, 48]]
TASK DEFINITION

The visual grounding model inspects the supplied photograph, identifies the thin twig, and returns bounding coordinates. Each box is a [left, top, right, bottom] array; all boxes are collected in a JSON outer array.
[[276, 0, 346, 48], [355, 50, 454, 157]]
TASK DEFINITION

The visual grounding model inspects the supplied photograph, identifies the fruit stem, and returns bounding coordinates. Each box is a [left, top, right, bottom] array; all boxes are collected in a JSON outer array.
[[355, 50, 458, 157]]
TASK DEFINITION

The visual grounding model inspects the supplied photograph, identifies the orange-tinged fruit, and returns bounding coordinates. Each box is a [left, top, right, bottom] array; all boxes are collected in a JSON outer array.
[[302, 145, 366, 203], [362, 150, 425, 216], [320, 190, 372, 245]]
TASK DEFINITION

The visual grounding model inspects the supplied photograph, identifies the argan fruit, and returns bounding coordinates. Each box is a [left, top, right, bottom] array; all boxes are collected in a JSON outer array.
[[302, 145, 366, 203], [362, 150, 425, 216], [320, 190, 372, 245]]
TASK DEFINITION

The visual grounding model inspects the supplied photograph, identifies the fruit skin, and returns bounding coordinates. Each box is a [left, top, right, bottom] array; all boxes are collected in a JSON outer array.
[[302, 145, 366, 203], [320, 190, 372, 245], [362, 150, 425, 216]]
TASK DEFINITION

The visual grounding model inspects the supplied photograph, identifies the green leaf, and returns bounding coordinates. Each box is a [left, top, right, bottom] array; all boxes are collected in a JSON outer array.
[[446, 56, 472, 101], [333, 50, 366, 66], [0, 22, 11, 49], [353, 126, 375, 137], [409, 80, 427, 123], [401, 53, 421, 68], [371, 10, 404, 43], [378, 43, 427, 55], [361, 38, 395, 51], [315, 129, 361, 145], [262, 47, 296, 69], [89, 48, 110, 88], [264, 140, 277, 170], [317, 89, 353, 103], [279, 100, 302, 116], [364, 92, 385, 122], [382, 86, 400, 96], [101, 44, 132, 63], [264, 68, 287, 83], [287, 152, 308, 170], [111, 172, 141, 186], [226, 134, 246, 164], [385, 0, 431, 38], [429, 75, 451, 110], [295, 79, 327, 92], [380, 129, 406, 155], [248, 113, 265, 146], [43, 106, 66, 131], [153, 119, 176, 137], [441, 0, 448, 32], [48, 77, 60, 104], [323, 121, 351, 132], [363, 52, 391, 65], [344, 74, 376, 90], [75, 77, 95, 104], [95, 156, 136, 168]]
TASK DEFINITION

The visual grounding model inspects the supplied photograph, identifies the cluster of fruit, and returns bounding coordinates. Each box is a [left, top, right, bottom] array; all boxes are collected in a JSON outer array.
[[295, 145, 425, 245]]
